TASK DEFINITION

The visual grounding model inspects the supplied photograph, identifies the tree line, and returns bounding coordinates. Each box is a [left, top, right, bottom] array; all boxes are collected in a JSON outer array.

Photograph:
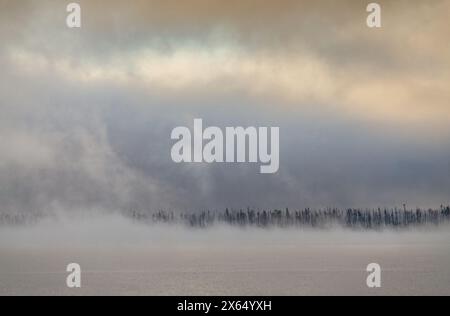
[[127, 206, 450, 229]]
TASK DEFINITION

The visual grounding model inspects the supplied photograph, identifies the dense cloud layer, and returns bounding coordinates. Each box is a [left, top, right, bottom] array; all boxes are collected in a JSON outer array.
[[0, 0, 449, 214]]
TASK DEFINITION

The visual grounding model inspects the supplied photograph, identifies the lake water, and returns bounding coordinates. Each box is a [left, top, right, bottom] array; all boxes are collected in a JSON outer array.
[[1, 215, 449, 295]]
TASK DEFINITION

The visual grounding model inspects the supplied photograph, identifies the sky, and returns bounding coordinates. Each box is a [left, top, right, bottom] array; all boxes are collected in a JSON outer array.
[[0, 0, 449, 214]]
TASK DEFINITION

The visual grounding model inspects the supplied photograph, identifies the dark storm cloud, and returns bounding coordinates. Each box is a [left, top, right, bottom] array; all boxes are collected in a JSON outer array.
[[0, 0, 449, 214]]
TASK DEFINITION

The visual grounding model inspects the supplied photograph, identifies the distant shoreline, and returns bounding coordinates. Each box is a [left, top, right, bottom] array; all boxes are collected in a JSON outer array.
[[2, 206, 449, 230]]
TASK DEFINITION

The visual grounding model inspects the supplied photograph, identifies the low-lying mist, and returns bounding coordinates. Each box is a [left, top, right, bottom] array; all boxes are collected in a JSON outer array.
[[1, 213, 449, 251], [1, 213, 450, 295]]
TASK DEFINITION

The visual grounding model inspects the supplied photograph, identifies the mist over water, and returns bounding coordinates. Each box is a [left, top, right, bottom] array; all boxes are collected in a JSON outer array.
[[1, 214, 450, 295]]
